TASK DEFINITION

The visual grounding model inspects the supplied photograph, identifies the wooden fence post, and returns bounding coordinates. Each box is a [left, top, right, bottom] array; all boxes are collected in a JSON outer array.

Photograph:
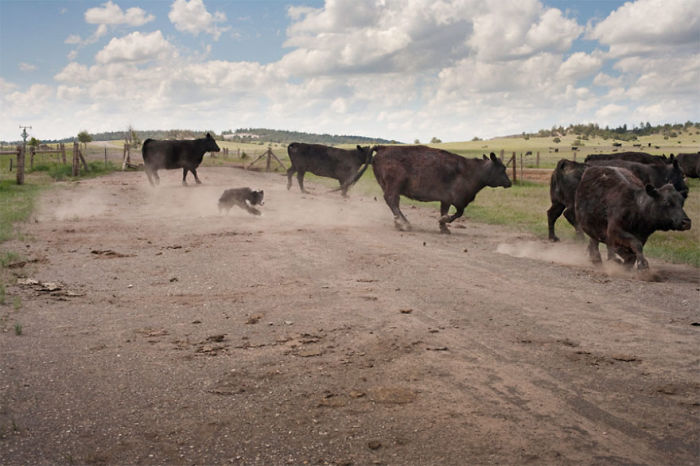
[[122, 143, 131, 170], [72, 142, 80, 177], [510, 154, 517, 183], [500, 149, 504, 161], [30, 146, 35, 170], [520, 153, 524, 182], [536, 151, 540, 167], [16, 145, 25, 185], [61, 143, 67, 165]]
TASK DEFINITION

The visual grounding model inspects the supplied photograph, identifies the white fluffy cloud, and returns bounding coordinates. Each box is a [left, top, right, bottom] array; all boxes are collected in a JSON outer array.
[[95, 31, 177, 64], [2, 0, 699, 142], [85, 1, 154, 27], [588, 0, 700, 57], [169, 0, 229, 40]]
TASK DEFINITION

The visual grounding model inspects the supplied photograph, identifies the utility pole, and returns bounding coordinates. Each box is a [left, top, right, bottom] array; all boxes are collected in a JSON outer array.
[[17, 125, 31, 185], [20, 125, 31, 143]]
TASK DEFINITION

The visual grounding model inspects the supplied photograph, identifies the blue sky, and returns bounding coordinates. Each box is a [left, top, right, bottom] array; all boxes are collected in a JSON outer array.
[[1, 0, 699, 143]]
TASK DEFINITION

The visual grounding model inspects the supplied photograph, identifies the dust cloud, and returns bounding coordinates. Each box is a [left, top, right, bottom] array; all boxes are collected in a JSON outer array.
[[42, 167, 390, 236], [496, 240, 591, 267]]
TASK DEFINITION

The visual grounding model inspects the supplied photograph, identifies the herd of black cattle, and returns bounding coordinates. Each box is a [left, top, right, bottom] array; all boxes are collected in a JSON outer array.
[[141, 133, 698, 272]]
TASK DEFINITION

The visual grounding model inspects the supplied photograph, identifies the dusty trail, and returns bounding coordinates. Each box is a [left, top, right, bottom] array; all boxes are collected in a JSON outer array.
[[1, 166, 698, 465]]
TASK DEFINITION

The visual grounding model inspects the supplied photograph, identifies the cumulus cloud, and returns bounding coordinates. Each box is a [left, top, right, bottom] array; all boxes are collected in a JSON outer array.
[[169, 0, 229, 40], [85, 1, 154, 27], [588, 0, 700, 57], [557, 52, 602, 80], [3, 0, 699, 142], [95, 31, 177, 64]]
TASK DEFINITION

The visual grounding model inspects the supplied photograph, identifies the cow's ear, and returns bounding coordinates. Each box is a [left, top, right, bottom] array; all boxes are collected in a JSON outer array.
[[489, 152, 497, 162], [482, 154, 488, 160], [357, 145, 362, 151], [206, 132, 212, 138], [668, 154, 675, 161], [646, 184, 660, 198]]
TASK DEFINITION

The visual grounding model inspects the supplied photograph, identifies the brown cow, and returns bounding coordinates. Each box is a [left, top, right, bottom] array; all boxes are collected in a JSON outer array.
[[371, 145, 511, 233]]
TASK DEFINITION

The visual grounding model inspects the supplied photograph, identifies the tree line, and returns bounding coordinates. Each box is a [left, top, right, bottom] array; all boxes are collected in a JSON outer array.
[[222, 128, 396, 145], [522, 121, 699, 142], [11, 128, 396, 146]]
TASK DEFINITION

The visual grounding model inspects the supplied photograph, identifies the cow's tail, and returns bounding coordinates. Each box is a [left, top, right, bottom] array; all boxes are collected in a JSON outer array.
[[329, 146, 377, 193]]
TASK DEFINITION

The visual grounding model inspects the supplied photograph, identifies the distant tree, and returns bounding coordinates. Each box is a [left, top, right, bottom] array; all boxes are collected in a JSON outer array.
[[29, 137, 39, 147], [430, 137, 442, 144], [126, 125, 141, 148], [414, 139, 420, 144], [553, 137, 561, 143], [77, 130, 92, 151], [472, 136, 482, 141]]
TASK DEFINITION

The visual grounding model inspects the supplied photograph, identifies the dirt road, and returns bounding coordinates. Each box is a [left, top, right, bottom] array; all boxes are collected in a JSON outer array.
[[1, 166, 698, 465]]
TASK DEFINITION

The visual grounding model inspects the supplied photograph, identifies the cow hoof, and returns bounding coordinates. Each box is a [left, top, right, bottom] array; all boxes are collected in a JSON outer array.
[[549, 236, 560, 242]]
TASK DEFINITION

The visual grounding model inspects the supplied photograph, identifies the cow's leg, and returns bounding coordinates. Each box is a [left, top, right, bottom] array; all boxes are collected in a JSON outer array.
[[286, 166, 296, 190], [340, 180, 350, 198], [563, 207, 584, 240], [587, 238, 602, 265], [182, 168, 188, 185], [297, 171, 308, 193], [608, 224, 647, 270], [145, 167, 156, 187], [546, 202, 565, 241], [383, 191, 410, 231], [153, 170, 160, 186], [439, 202, 451, 234], [191, 168, 202, 184], [438, 205, 465, 234]]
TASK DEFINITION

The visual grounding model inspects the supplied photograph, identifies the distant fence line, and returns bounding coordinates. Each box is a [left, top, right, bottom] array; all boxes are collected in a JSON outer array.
[[0, 142, 88, 184]]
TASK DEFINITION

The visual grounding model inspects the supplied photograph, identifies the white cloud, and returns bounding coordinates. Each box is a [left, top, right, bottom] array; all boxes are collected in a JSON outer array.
[[95, 31, 177, 64], [469, 1, 582, 61], [595, 103, 628, 122], [19, 63, 37, 72], [592, 72, 622, 88], [4, 84, 54, 114], [588, 0, 700, 57], [557, 52, 602, 80], [85, 1, 154, 27], [169, 0, 229, 40], [3, 0, 699, 143]]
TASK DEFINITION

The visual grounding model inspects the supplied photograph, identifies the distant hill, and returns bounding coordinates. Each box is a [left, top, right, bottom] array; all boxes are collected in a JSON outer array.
[[19, 128, 398, 145], [224, 128, 398, 145]]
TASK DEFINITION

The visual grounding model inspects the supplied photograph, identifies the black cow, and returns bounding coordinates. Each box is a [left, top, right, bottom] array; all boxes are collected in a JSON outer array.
[[371, 145, 511, 233], [587, 158, 688, 197], [286, 143, 372, 196], [676, 152, 700, 178], [547, 159, 587, 241], [584, 151, 667, 165], [547, 157, 688, 241], [575, 166, 691, 270], [141, 133, 220, 186]]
